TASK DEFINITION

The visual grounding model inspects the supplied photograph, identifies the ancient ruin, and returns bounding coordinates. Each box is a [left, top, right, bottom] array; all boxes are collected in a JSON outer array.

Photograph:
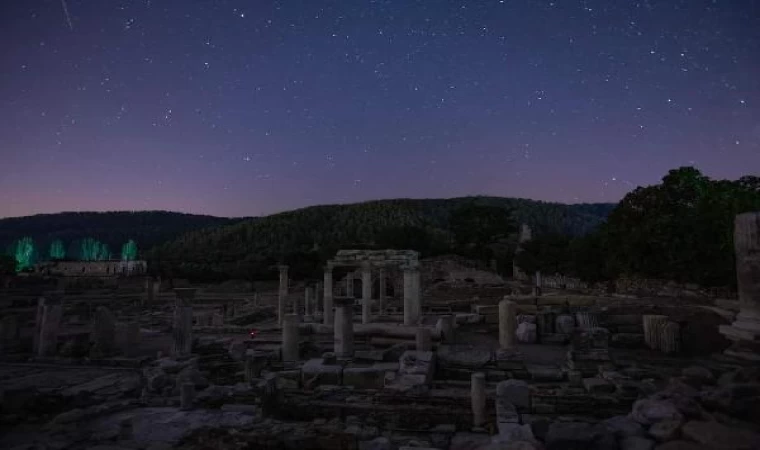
[[2, 233, 760, 450]]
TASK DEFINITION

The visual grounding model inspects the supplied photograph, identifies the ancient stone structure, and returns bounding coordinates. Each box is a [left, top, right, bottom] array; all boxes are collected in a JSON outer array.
[[643, 315, 669, 350], [304, 285, 313, 318], [471, 372, 487, 428], [122, 321, 140, 357], [281, 314, 300, 361], [173, 288, 196, 357], [334, 298, 354, 358], [278, 265, 289, 325], [378, 268, 387, 314], [660, 321, 681, 354], [720, 212, 760, 361], [499, 299, 517, 350], [324, 249, 421, 327], [436, 315, 455, 342]]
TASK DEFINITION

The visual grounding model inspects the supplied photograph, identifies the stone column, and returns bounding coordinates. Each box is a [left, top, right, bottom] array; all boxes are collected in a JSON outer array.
[[304, 286, 313, 317], [345, 271, 353, 297], [281, 314, 300, 361], [643, 315, 668, 350], [378, 268, 387, 314], [471, 372, 487, 428], [413, 268, 422, 318], [323, 264, 334, 326], [37, 304, 63, 357], [278, 265, 289, 325], [315, 281, 323, 314], [661, 321, 681, 354], [33, 298, 46, 354], [334, 299, 354, 358], [362, 262, 372, 324], [403, 267, 415, 326], [575, 312, 599, 330], [173, 288, 196, 357], [416, 327, 432, 351], [499, 299, 517, 350], [720, 212, 760, 361]]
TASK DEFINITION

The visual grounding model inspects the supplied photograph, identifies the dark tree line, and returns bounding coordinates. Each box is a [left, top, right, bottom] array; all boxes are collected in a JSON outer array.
[[515, 167, 760, 288]]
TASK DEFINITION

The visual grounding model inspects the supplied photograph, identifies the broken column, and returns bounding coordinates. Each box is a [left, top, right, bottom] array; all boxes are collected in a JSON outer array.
[[173, 288, 196, 357], [378, 268, 386, 314], [37, 302, 63, 357], [403, 263, 420, 326], [278, 265, 289, 325], [643, 315, 668, 350], [334, 298, 354, 358], [720, 212, 760, 361], [499, 299, 517, 350], [304, 285, 313, 319], [323, 263, 334, 326], [416, 327, 432, 351], [471, 372, 487, 429], [362, 262, 372, 324], [660, 321, 681, 354], [282, 314, 300, 361]]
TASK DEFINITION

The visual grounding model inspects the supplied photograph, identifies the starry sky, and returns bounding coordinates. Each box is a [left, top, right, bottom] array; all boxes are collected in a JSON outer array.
[[1, 0, 758, 218]]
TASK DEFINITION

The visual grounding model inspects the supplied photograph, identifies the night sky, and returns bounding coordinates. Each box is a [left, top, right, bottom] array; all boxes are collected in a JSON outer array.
[[1, 1, 758, 218]]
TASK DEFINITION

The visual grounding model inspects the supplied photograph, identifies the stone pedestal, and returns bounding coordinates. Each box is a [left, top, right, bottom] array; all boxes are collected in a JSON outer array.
[[282, 314, 300, 362], [471, 372, 487, 428], [720, 212, 760, 361], [416, 327, 432, 352], [499, 300, 517, 350], [362, 264, 372, 324], [278, 265, 289, 325], [323, 268, 334, 326], [334, 298, 354, 358], [173, 288, 196, 357]]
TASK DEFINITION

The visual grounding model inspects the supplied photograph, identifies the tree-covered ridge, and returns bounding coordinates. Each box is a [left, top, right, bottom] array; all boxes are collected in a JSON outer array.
[[151, 196, 615, 281], [515, 168, 760, 288], [0, 211, 242, 262]]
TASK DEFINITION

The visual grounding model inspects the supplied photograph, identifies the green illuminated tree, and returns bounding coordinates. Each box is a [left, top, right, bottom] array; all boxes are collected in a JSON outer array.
[[81, 238, 110, 261], [13, 237, 36, 270], [121, 239, 138, 261], [49, 239, 66, 260]]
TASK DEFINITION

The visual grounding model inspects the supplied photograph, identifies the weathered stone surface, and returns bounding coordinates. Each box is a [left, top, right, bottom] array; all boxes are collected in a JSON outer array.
[[496, 379, 531, 409], [555, 315, 576, 334], [630, 399, 683, 426], [527, 366, 563, 382], [681, 366, 714, 386], [653, 441, 709, 450], [301, 358, 344, 387], [620, 436, 655, 450], [343, 366, 389, 389], [583, 377, 616, 394], [515, 322, 537, 344], [680, 420, 760, 450], [648, 419, 682, 442], [359, 437, 392, 450], [603, 415, 645, 438], [544, 422, 597, 450]]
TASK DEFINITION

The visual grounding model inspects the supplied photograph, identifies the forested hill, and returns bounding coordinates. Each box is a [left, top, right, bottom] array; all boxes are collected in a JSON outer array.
[[0, 211, 241, 259], [152, 196, 615, 280]]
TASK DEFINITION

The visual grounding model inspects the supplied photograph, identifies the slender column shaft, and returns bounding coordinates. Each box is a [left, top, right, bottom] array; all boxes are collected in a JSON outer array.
[[362, 265, 372, 324], [323, 268, 334, 326]]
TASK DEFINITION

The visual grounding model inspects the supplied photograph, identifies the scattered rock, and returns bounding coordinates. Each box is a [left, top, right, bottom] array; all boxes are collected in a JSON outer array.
[[653, 441, 709, 450], [648, 419, 682, 442], [681, 367, 714, 387], [620, 436, 655, 450], [516, 322, 537, 344], [603, 415, 645, 438], [681, 420, 760, 450], [544, 422, 598, 450], [631, 399, 683, 426]]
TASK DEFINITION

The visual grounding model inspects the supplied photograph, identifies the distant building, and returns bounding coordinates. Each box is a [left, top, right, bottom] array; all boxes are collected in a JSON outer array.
[[35, 260, 147, 278]]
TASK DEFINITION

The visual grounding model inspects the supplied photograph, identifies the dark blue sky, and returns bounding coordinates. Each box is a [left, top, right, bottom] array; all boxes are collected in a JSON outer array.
[[1, 0, 758, 218]]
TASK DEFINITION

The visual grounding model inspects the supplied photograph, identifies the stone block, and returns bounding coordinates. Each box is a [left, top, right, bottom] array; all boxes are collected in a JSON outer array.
[[474, 305, 499, 315], [565, 296, 598, 307], [527, 366, 564, 381], [537, 297, 568, 306], [516, 305, 539, 314], [343, 365, 392, 389], [399, 350, 435, 384], [494, 349, 525, 371], [301, 358, 344, 387], [583, 377, 615, 394], [497, 379, 531, 409], [541, 333, 570, 345], [516, 322, 537, 343]]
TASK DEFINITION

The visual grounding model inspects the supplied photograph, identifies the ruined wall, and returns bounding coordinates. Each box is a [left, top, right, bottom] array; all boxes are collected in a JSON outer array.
[[43, 260, 147, 278], [422, 256, 504, 286]]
